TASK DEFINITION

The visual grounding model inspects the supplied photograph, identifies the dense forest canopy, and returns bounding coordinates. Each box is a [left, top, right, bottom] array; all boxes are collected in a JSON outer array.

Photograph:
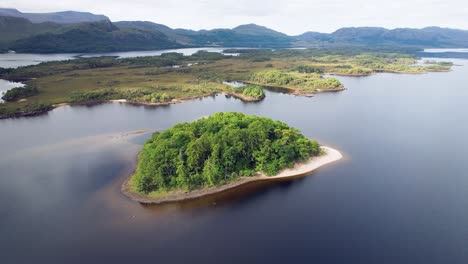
[[134, 112, 321, 193]]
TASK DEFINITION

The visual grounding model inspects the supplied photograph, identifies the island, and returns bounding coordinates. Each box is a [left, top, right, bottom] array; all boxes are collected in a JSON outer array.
[[0, 48, 452, 119], [227, 84, 265, 101], [122, 112, 342, 204]]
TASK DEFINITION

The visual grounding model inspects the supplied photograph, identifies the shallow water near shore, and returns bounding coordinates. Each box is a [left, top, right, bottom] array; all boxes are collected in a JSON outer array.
[[1, 58, 468, 263]]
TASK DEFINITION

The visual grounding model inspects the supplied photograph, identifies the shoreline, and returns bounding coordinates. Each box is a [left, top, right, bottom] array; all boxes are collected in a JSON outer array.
[[0, 86, 293, 119], [121, 146, 343, 205], [0, 76, 347, 120], [242, 80, 346, 95]]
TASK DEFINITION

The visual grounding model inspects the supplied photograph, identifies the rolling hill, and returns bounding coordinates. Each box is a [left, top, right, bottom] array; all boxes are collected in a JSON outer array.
[[2, 8, 468, 53], [0, 8, 108, 24], [0, 16, 61, 50], [297, 27, 468, 47], [10, 20, 181, 53]]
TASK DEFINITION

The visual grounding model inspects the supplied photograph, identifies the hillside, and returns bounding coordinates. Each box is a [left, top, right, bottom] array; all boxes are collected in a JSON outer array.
[[114, 21, 192, 44], [2, 8, 468, 53], [232, 24, 287, 37], [179, 24, 293, 48], [297, 27, 468, 47], [0, 8, 108, 24], [117, 22, 293, 48], [9, 20, 181, 53], [0, 16, 61, 49]]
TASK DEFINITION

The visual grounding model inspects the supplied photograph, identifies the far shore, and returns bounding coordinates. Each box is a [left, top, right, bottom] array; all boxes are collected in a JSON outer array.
[[121, 146, 343, 205], [0, 87, 290, 119], [0, 81, 343, 118], [242, 80, 346, 95]]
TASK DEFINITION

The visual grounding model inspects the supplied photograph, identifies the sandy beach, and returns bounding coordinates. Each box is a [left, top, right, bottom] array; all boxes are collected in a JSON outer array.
[[122, 146, 343, 205]]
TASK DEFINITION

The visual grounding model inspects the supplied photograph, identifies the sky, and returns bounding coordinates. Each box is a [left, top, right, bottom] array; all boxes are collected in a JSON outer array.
[[1, 0, 467, 35]]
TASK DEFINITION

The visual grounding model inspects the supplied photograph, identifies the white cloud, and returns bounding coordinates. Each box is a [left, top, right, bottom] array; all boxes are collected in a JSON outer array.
[[1, 0, 467, 34]]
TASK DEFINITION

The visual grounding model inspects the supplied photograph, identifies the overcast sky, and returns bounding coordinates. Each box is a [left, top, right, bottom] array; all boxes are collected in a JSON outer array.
[[2, 0, 467, 35]]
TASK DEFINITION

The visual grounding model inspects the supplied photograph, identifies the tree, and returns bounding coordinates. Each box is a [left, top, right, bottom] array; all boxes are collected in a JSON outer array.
[[133, 112, 321, 193]]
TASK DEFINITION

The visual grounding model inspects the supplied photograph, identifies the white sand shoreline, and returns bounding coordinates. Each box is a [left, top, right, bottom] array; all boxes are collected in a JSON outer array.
[[122, 146, 343, 205]]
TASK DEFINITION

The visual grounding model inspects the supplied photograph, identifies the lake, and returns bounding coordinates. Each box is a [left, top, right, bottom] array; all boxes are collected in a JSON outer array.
[[1, 58, 468, 263], [0, 79, 24, 102], [0, 47, 238, 68], [0, 47, 237, 97]]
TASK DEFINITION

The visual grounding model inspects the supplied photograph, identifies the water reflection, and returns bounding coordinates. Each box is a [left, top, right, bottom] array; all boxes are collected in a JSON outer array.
[[1, 58, 468, 263]]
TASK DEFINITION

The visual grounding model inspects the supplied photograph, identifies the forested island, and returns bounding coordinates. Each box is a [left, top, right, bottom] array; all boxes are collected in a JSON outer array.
[[0, 48, 452, 119], [123, 112, 342, 203]]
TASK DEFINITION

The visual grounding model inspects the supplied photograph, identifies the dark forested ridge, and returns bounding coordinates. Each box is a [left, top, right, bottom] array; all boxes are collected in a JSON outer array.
[[0, 16, 61, 50], [133, 112, 321, 193], [296, 27, 468, 48], [1, 8, 468, 53], [10, 20, 181, 53], [0, 8, 108, 24]]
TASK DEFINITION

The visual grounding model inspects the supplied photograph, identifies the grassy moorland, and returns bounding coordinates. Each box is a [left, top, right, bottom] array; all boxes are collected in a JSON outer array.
[[0, 48, 451, 118]]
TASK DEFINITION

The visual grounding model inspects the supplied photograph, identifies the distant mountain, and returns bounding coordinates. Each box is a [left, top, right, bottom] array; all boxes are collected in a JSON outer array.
[[2, 7, 468, 53], [0, 16, 61, 49], [232, 24, 287, 37], [10, 20, 180, 53], [179, 23, 292, 48], [117, 22, 293, 48], [295, 31, 332, 42], [114, 21, 192, 44], [0, 8, 108, 24], [297, 27, 468, 47]]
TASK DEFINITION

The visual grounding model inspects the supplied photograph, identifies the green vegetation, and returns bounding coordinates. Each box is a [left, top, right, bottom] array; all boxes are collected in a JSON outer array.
[[10, 20, 181, 53], [228, 84, 265, 100], [250, 71, 343, 92], [290, 65, 324, 74], [0, 101, 53, 118], [223, 48, 271, 54], [133, 112, 321, 193], [3, 8, 468, 53], [1, 85, 38, 101], [424, 60, 454, 66], [0, 48, 452, 118], [0, 16, 61, 51], [69, 89, 117, 103], [241, 85, 265, 99]]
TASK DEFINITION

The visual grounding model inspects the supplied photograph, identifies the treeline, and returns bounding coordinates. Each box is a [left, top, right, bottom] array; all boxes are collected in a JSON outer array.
[[134, 112, 321, 193], [1, 85, 38, 101], [250, 71, 343, 91], [230, 84, 265, 100], [69, 88, 175, 104], [290, 65, 324, 74], [242, 85, 265, 99], [9, 20, 181, 53]]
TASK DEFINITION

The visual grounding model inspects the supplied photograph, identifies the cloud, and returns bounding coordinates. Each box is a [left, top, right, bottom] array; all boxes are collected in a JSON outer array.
[[1, 0, 467, 34]]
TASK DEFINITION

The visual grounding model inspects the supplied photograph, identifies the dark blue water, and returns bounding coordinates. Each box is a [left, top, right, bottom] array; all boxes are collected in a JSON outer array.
[[1, 59, 468, 264]]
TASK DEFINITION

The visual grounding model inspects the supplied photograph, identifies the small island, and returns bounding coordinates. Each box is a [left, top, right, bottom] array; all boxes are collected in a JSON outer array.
[[228, 84, 265, 101], [122, 112, 342, 204]]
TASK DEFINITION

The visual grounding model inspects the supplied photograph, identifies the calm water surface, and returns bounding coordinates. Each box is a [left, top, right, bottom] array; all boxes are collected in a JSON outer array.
[[0, 47, 237, 68], [1, 59, 468, 264], [0, 47, 235, 96], [0, 79, 24, 102]]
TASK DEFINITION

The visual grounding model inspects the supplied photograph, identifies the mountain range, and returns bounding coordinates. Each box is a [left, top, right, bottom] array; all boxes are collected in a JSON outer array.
[[1, 8, 468, 53], [0, 8, 108, 24]]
